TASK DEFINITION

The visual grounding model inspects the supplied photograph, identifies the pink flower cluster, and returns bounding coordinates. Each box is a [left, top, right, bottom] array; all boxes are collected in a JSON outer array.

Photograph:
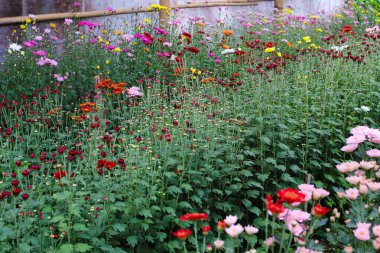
[[126, 87, 142, 97], [298, 184, 330, 201], [24, 40, 38, 48], [53, 73, 68, 82], [352, 222, 380, 249], [223, 215, 259, 238], [78, 21, 101, 29], [341, 126, 380, 153], [36, 57, 58, 67]]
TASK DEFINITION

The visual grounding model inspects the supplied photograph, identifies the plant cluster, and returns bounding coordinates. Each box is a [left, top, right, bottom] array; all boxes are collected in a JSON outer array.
[[0, 2, 379, 252]]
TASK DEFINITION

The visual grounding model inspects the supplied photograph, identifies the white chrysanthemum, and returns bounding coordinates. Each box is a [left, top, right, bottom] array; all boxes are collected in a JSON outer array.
[[331, 45, 348, 52], [9, 43, 22, 51], [221, 48, 235, 55]]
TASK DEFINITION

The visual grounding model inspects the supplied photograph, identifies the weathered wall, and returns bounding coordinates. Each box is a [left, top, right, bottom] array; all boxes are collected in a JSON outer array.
[[0, 0, 345, 59]]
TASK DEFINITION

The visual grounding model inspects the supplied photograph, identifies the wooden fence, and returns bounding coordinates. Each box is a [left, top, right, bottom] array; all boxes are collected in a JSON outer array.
[[0, 0, 284, 25]]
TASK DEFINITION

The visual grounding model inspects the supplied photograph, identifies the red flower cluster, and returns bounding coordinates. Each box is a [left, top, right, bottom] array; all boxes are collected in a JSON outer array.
[[173, 228, 191, 240], [180, 213, 208, 221], [97, 159, 117, 171]]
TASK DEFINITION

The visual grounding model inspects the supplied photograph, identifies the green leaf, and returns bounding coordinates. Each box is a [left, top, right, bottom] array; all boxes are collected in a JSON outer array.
[[74, 243, 93, 252], [112, 223, 126, 232], [0, 227, 15, 240], [127, 235, 138, 247], [53, 191, 71, 201], [59, 244, 74, 253], [73, 223, 88, 232], [139, 209, 152, 218], [156, 232, 167, 241], [314, 218, 328, 228], [19, 242, 32, 253], [50, 216, 64, 223]]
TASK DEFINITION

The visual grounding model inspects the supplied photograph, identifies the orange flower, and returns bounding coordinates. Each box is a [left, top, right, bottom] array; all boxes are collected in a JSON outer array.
[[80, 105, 92, 112], [287, 41, 294, 48], [222, 44, 231, 49], [201, 77, 214, 84], [223, 29, 234, 36], [95, 79, 114, 89], [173, 67, 185, 76]]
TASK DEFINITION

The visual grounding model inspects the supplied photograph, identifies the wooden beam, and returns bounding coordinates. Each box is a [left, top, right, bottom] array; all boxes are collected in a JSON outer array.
[[0, 1, 261, 25]]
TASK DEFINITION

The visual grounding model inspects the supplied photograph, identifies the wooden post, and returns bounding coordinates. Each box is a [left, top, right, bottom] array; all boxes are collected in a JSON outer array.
[[94, 74, 104, 109], [274, 0, 284, 14], [159, 0, 171, 24]]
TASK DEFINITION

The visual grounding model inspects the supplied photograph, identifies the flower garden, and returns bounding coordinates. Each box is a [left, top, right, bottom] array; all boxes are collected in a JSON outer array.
[[0, 1, 380, 252]]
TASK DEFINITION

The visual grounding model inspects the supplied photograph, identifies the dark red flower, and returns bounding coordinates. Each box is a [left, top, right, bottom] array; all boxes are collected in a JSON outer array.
[[53, 170, 67, 180], [22, 193, 29, 200], [12, 188, 22, 195], [180, 213, 208, 221], [11, 180, 19, 186], [265, 41, 276, 49], [276, 188, 306, 204], [187, 46, 200, 54], [173, 228, 191, 240], [312, 204, 330, 218]]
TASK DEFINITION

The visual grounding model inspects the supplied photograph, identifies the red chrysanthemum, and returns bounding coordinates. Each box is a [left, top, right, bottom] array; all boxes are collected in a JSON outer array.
[[340, 25, 354, 34], [173, 228, 192, 240], [180, 213, 208, 221], [312, 204, 330, 218], [105, 161, 117, 170], [276, 188, 306, 204], [53, 170, 67, 180], [217, 220, 227, 231], [201, 225, 212, 235], [266, 195, 285, 216]]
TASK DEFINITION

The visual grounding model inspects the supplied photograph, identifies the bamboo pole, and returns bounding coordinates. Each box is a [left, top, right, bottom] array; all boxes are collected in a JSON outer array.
[[0, 1, 261, 25]]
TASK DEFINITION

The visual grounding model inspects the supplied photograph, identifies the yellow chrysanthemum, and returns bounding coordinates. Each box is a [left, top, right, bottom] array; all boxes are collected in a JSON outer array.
[[302, 36, 311, 43], [264, 47, 276, 53], [144, 18, 152, 25]]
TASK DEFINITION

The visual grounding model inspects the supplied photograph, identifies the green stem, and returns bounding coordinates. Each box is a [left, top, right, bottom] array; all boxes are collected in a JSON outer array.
[[194, 223, 200, 253]]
